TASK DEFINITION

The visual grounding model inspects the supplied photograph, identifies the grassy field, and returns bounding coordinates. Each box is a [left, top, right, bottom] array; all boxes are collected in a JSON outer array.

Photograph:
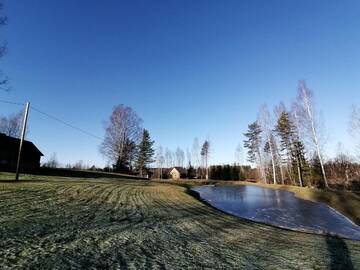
[[0, 174, 359, 269]]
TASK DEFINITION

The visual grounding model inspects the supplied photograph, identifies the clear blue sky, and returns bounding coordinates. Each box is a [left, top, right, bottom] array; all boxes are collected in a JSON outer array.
[[1, 0, 360, 167]]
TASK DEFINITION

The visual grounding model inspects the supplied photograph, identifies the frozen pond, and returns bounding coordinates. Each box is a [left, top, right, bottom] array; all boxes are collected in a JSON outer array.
[[192, 185, 360, 240]]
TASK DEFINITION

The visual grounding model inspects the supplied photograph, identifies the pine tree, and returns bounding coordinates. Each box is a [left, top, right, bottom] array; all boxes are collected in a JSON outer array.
[[244, 122, 262, 163], [275, 111, 307, 186], [244, 121, 266, 182], [200, 140, 210, 179], [187, 162, 196, 179], [135, 129, 155, 177]]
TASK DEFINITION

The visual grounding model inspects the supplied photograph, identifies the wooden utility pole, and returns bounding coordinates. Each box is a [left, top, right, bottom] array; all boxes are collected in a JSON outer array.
[[15, 102, 30, 181]]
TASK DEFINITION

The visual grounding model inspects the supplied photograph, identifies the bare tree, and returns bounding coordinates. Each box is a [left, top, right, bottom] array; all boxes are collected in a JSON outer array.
[[191, 138, 201, 167], [349, 105, 360, 158], [73, 160, 84, 170], [164, 148, 173, 168], [235, 143, 243, 164], [258, 104, 277, 184], [273, 103, 287, 184], [42, 153, 59, 168], [100, 105, 142, 168], [175, 147, 185, 167], [155, 145, 165, 179], [186, 148, 192, 166], [0, 2, 8, 90], [295, 80, 328, 187], [0, 111, 23, 138], [191, 137, 201, 177]]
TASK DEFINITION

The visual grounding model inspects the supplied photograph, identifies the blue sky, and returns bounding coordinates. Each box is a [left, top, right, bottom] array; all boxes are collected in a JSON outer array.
[[1, 0, 360, 167]]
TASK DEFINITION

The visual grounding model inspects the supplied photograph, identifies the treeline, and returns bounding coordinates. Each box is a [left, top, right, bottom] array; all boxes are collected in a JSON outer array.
[[243, 80, 360, 190], [154, 138, 211, 179], [209, 165, 252, 181]]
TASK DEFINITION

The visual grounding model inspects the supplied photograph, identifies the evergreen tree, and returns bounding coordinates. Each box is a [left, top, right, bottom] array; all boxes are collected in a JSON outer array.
[[244, 122, 262, 163], [200, 140, 210, 179], [310, 153, 324, 188], [244, 121, 266, 182], [135, 129, 155, 177], [187, 162, 196, 179], [275, 111, 307, 186]]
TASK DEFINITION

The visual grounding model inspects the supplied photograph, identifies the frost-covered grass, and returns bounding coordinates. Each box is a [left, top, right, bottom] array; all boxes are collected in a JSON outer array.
[[0, 175, 359, 269]]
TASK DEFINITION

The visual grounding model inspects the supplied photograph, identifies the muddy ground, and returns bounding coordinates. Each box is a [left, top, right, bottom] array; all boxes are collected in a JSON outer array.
[[0, 178, 359, 269]]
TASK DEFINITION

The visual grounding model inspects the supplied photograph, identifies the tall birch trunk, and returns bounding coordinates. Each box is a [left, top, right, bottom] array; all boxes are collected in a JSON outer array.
[[300, 83, 328, 188], [268, 137, 277, 184]]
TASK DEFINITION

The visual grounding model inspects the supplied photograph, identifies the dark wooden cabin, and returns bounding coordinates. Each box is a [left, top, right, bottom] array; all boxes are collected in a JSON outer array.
[[0, 133, 43, 170]]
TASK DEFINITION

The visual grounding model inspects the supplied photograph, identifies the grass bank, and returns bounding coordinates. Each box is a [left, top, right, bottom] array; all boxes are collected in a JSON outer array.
[[0, 174, 358, 269]]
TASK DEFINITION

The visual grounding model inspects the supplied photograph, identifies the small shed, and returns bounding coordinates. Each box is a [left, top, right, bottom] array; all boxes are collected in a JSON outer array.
[[169, 167, 187, 180]]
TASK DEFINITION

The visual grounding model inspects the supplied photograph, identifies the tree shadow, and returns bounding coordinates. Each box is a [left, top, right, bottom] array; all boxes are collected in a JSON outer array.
[[326, 234, 354, 270]]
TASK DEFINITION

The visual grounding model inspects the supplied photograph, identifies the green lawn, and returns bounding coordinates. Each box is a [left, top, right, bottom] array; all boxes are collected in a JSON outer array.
[[0, 173, 359, 269]]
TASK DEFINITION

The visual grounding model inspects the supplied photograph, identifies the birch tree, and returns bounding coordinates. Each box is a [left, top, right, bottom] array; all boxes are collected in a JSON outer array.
[[191, 137, 201, 168], [235, 143, 243, 164], [100, 104, 142, 172], [258, 104, 277, 184], [273, 103, 287, 184], [165, 148, 173, 167], [156, 146, 165, 179], [175, 147, 185, 167], [295, 80, 328, 188], [186, 148, 192, 166], [349, 105, 360, 158]]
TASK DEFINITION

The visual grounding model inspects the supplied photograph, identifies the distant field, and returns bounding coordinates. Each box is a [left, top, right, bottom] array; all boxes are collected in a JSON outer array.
[[0, 174, 359, 269]]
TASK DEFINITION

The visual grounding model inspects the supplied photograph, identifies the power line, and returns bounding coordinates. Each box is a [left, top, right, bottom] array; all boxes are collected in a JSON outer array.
[[31, 106, 103, 141], [0, 98, 103, 141], [0, 99, 24, 106]]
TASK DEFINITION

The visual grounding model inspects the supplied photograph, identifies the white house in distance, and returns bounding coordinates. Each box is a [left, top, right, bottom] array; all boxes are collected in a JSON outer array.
[[169, 167, 187, 180]]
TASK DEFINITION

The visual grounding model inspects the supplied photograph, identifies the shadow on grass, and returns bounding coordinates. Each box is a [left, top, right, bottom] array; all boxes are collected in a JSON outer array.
[[326, 234, 354, 270]]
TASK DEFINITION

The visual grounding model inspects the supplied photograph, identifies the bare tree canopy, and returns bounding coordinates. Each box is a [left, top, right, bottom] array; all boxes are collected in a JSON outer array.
[[349, 105, 360, 158], [258, 104, 277, 184], [295, 80, 328, 187], [350, 106, 360, 138], [0, 110, 23, 138], [164, 148, 173, 167], [100, 104, 142, 166], [175, 147, 185, 167], [191, 137, 200, 168], [235, 143, 243, 164], [0, 2, 8, 90]]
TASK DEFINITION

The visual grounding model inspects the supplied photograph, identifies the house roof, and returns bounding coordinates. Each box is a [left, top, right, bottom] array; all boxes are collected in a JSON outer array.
[[0, 133, 43, 156]]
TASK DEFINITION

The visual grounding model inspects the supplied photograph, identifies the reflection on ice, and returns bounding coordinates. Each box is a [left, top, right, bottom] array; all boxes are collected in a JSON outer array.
[[192, 185, 360, 240]]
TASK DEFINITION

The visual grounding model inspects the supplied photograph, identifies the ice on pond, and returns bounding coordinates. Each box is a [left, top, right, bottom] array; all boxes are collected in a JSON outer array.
[[192, 185, 360, 240]]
